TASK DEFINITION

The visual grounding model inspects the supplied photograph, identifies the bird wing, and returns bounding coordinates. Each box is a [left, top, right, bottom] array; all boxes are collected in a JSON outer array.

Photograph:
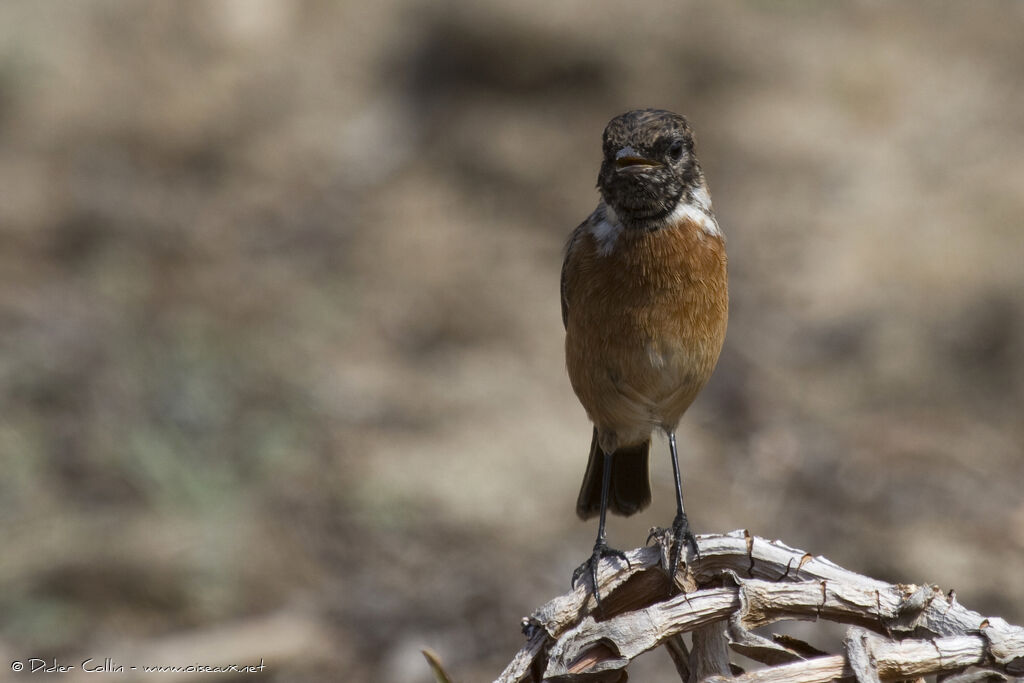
[[560, 219, 589, 329]]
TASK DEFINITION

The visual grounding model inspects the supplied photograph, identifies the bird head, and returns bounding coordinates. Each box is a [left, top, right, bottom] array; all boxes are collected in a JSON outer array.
[[597, 109, 705, 228]]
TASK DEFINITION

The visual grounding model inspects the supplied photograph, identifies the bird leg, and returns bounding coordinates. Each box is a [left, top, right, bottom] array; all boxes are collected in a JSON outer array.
[[648, 431, 700, 582], [571, 450, 630, 608]]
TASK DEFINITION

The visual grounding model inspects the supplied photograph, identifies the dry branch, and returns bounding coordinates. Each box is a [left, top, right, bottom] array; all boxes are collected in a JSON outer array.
[[495, 530, 1024, 682]]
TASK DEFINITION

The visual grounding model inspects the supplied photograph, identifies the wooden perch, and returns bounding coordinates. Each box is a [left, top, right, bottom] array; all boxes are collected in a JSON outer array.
[[493, 530, 1024, 682]]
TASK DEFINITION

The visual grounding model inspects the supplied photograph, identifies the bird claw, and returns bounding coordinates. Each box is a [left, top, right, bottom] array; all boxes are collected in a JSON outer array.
[[645, 526, 666, 547], [572, 541, 630, 609], [648, 513, 700, 580]]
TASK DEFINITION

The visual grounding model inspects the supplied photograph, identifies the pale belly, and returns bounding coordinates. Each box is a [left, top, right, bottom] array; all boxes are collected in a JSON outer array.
[[565, 324, 718, 446]]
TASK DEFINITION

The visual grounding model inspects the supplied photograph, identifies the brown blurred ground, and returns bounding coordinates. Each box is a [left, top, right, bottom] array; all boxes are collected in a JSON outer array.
[[1, 1, 1023, 681]]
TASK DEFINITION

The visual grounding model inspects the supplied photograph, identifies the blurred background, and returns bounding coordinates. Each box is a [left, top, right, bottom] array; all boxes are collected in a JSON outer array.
[[1, 1, 1022, 681]]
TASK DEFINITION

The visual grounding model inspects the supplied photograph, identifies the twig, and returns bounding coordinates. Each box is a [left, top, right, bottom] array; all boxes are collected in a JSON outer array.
[[493, 530, 1024, 682]]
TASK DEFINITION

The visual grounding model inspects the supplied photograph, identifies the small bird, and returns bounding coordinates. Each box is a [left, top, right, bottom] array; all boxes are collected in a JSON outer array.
[[561, 109, 728, 601]]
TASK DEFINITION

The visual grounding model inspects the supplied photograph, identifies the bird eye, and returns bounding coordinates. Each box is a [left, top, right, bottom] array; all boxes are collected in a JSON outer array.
[[668, 140, 684, 161]]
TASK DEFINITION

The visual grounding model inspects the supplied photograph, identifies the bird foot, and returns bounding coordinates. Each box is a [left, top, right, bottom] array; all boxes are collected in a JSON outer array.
[[571, 540, 630, 609], [647, 512, 700, 581]]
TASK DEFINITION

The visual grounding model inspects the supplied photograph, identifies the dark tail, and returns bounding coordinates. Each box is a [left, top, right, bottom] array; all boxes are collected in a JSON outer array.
[[575, 428, 651, 520]]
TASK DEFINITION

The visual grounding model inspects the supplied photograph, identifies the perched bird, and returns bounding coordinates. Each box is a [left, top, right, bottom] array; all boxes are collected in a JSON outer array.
[[561, 109, 728, 601]]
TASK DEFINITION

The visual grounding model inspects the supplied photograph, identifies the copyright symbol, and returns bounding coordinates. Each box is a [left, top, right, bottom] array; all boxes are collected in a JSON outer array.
[[11, 661, 24, 671]]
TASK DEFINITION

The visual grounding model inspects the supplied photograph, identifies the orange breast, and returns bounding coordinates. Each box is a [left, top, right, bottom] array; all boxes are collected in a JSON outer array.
[[564, 217, 728, 445]]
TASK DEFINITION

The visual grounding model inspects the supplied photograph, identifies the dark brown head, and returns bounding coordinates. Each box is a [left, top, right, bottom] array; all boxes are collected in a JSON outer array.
[[597, 109, 704, 227]]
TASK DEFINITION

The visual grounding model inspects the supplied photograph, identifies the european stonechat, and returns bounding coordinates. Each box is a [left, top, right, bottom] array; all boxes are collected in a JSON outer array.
[[561, 109, 728, 601]]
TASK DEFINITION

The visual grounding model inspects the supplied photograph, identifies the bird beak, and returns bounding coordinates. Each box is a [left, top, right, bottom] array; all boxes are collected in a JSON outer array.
[[614, 146, 661, 170]]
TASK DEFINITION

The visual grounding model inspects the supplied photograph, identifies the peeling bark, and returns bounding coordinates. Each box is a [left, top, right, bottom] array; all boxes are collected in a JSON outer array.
[[493, 531, 1024, 683]]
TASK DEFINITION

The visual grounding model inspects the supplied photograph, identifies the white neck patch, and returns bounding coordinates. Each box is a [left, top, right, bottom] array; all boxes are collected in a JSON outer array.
[[669, 185, 722, 239], [589, 203, 624, 256], [588, 185, 721, 254]]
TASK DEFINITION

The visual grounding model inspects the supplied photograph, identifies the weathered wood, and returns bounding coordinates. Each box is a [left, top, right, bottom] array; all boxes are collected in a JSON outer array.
[[664, 634, 691, 681], [494, 629, 546, 683], [493, 530, 1024, 683], [706, 655, 850, 683], [844, 627, 881, 683], [689, 623, 733, 682], [541, 588, 740, 678], [982, 617, 1024, 675]]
